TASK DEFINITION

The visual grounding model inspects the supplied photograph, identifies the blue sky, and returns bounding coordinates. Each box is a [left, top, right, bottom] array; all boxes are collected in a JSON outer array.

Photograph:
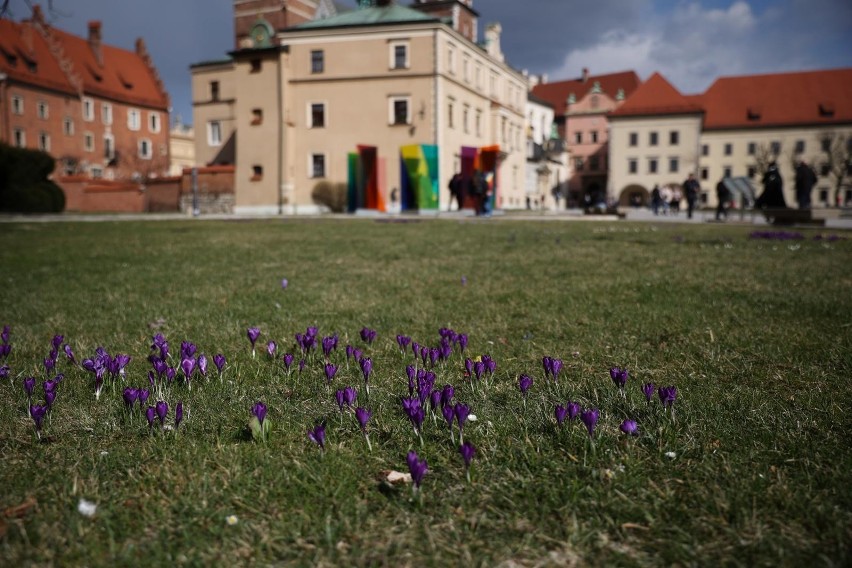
[[5, 0, 851, 125]]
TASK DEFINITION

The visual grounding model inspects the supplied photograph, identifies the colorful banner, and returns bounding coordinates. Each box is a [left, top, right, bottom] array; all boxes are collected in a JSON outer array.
[[347, 145, 385, 212], [400, 144, 439, 211]]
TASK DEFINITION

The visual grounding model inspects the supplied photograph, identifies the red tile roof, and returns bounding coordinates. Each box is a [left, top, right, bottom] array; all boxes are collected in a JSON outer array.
[[0, 18, 77, 95], [609, 72, 703, 118], [696, 68, 852, 130], [531, 70, 640, 114]]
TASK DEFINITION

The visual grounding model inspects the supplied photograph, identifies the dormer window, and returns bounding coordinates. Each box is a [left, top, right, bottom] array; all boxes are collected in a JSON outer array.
[[818, 102, 835, 117], [747, 106, 762, 120], [118, 73, 134, 90]]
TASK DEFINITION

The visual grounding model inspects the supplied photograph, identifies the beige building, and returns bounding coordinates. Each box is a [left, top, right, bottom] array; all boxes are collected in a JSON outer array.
[[609, 68, 852, 208], [169, 118, 195, 175], [191, 0, 527, 214]]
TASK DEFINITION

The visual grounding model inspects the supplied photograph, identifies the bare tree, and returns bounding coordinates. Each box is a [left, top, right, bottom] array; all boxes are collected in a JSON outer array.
[[753, 142, 777, 178], [818, 132, 852, 206], [1, 0, 67, 19]]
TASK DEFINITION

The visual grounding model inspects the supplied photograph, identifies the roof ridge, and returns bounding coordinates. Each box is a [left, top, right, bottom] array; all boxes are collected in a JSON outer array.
[[134, 37, 171, 109]]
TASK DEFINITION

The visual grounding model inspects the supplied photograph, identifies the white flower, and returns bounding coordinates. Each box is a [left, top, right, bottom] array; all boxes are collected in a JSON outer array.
[[77, 498, 97, 517], [665, 451, 676, 459], [467, 414, 477, 422], [226, 515, 238, 526]]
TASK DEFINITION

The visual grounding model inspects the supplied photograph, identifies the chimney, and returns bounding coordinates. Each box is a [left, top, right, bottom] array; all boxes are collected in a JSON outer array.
[[88, 20, 103, 65], [582, 68, 589, 83]]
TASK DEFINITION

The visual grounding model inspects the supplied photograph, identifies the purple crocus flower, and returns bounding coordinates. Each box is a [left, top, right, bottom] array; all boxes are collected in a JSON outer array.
[[278, 353, 292, 371], [0, 343, 11, 359], [457, 334, 468, 352], [555, 404, 568, 425], [352, 348, 363, 362], [610, 367, 629, 389], [550, 358, 562, 381], [138, 389, 150, 406], [321, 335, 338, 358], [658, 386, 678, 407], [267, 341, 277, 359], [360, 327, 377, 344], [64, 344, 77, 365], [247, 327, 261, 354], [156, 401, 169, 425], [620, 419, 638, 436], [181, 357, 195, 382], [181, 342, 196, 359], [441, 384, 455, 406], [30, 404, 47, 432], [407, 451, 428, 489], [580, 408, 600, 438], [343, 386, 357, 407], [473, 361, 485, 382], [429, 389, 443, 410], [197, 354, 208, 377], [251, 401, 268, 426], [459, 441, 476, 468], [52, 334, 64, 350], [306, 326, 318, 338], [308, 423, 326, 450], [145, 406, 156, 428], [396, 335, 411, 351], [355, 407, 371, 432], [298, 359, 306, 373], [335, 389, 346, 411], [45, 390, 57, 410], [1, 325, 9, 344], [175, 402, 184, 428], [43, 379, 58, 393], [0, 365, 10, 379], [464, 357, 474, 378], [359, 357, 372, 382], [24, 377, 36, 398], [213, 354, 226, 375], [281, 278, 288, 289], [324, 363, 338, 384], [567, 401, 581, 420], [642, 382, 656, 402], [43, 357, 56, 375], [442, 403, 455, 429], [122, 387, 139, 409], [454, 403, 470, 433], [115, 354, 131, 377], [518, 374, 533, 396], [345, 344, 355, 360]]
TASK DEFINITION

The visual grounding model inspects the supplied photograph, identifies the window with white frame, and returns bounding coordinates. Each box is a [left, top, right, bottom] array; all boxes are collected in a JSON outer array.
[[475, 109, 482, 137], [63, 117, 74, 135], [463, 55, 470, 82], [12, 95, 24, 115], [127, 108, 141, 131], [83, 97, 94, 121], [207, 120, 222, 146], [390, 42, 408, 70], [13, 128, 25, 147], [447, 97, 455, 129], [311, 49, 324, 74], [104, 134, 115, 160], [475, 64, 482, 89], [310, 153, 326, 178], [447, 44, 455, 74], [463, 104, 470, 134], [90, 166, 104, 179], [84, 132, 95, 152], [389, 96, 410, 125], [149, 112, 161, 133], [37, 100, 48, 119], [138, 138, 152, 159], [309, 102, 326, 128], [38, 131, 50, 151], [102, 102, 112, 125]]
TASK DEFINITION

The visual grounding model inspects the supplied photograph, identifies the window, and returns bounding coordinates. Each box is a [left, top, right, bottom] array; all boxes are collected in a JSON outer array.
[[447, 46, 455, 74], [37, 101, 48, 119], [12, 95, 24, 115], [390, 43, 408, 70], [591, 131, 598, 144], [669, 157, 679, 173], [310, 103, 325, 128], [250, 58, 261, 73], [820, 163, 830, 176], [724, 143, 732, 156], [475, 64, 482, 89], [138, 138, 152, 159], [821, 138, 831, 152], [13, 128, 25, 148], [149, 112, 161, 133], [462, 104, 469, 134], [104, 134, 115, 160], [389, 96, 410, 125], [90, 166, 103, 179], [463, 55, 470, 82], [590, 156, 599, 171], [575, 157, 584, 171], [649, 132, 658, 146], [311, 50, 324, 73], [628, 158, 637, 174], [63, 117, 74, 135], [747, 142, 756, 155], [669, 130, 679, 145], [311, 153, 326, 178], [700, 167, 708, 180], [251, 165, 263, 181], [723, 166, 732, 178], [574, 132, 582, 144], [84, 132, 95, 152], [747, 165, 756, 178], [629, 132, 638, 147], [770, 141, 781, 155], [648, 158, 658, 174], [102, 102, 112, 125], [447, 98, 454, 128], [794, 140, 805, 154], [702, 144, 709, 156], [83, 97, 94, 121], [251, 108, 263, 125], [490, 71, 498, 96], [475, 109, 482, 137], [128, 108, 141, 131], [210, 81, 220, 101], [207, 120, 222, 146]]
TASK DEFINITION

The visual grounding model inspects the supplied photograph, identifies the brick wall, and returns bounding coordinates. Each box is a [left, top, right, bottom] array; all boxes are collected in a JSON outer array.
[[146, 177, 181, 212], [58, 176, 145, 212]]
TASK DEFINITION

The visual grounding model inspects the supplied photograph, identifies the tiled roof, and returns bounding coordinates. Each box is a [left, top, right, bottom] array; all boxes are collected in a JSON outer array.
[[530, 70, 640, 114], [293, 3, 438, 29], [696, 68, 852, 129], [0, 18, 77, 95], [47, 27, 169, 109], [610, 72, 703, 118]]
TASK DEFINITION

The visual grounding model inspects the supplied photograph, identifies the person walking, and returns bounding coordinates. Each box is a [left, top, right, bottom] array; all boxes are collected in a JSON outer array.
[[651, 184, 662, 215], [683, 173, 701, 219], [715, 178, 731, 221], [755, 162, 786, 209], [794, 160, 817, 210]]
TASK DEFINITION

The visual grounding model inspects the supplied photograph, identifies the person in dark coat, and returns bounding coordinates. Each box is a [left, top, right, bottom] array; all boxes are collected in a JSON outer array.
[[794, 160, 817, 210], [651, 184, 662, 215], [448, 172, 463, 211], [755, 162, 787, 209], [715, 178, 731, 221], [683, 173, 701, 219]]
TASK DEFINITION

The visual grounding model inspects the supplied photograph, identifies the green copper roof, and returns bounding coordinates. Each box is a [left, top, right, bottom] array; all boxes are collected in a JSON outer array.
[[293, 4, 438, 29]]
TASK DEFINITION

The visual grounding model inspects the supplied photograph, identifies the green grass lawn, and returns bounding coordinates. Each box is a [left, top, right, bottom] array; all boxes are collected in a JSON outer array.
[[1, 218, 850, 566]]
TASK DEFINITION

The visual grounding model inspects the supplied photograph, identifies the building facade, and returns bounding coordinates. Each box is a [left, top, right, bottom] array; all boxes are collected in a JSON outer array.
[[525, 93, 568, 210], [0, 6, 170, 181], [192, 0, 527, 214]]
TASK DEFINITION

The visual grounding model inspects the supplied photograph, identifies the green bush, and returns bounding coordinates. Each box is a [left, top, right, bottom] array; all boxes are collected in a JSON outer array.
[[0, 143, 65, 213], [310, 180, 348, 213]]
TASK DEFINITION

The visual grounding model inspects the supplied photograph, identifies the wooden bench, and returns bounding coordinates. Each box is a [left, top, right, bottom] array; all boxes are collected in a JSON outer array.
[[761, 208, 823, 226]]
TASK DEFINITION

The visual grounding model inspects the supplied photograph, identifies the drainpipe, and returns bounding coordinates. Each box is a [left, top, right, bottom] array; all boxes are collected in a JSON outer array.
[[276, 46, 284, 215]]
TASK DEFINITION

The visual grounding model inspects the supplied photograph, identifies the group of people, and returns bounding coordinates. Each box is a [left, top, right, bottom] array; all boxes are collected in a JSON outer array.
[[754, 160, 817, 211], [448, 170, 492, 216], [649, 184, 684, 216]]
